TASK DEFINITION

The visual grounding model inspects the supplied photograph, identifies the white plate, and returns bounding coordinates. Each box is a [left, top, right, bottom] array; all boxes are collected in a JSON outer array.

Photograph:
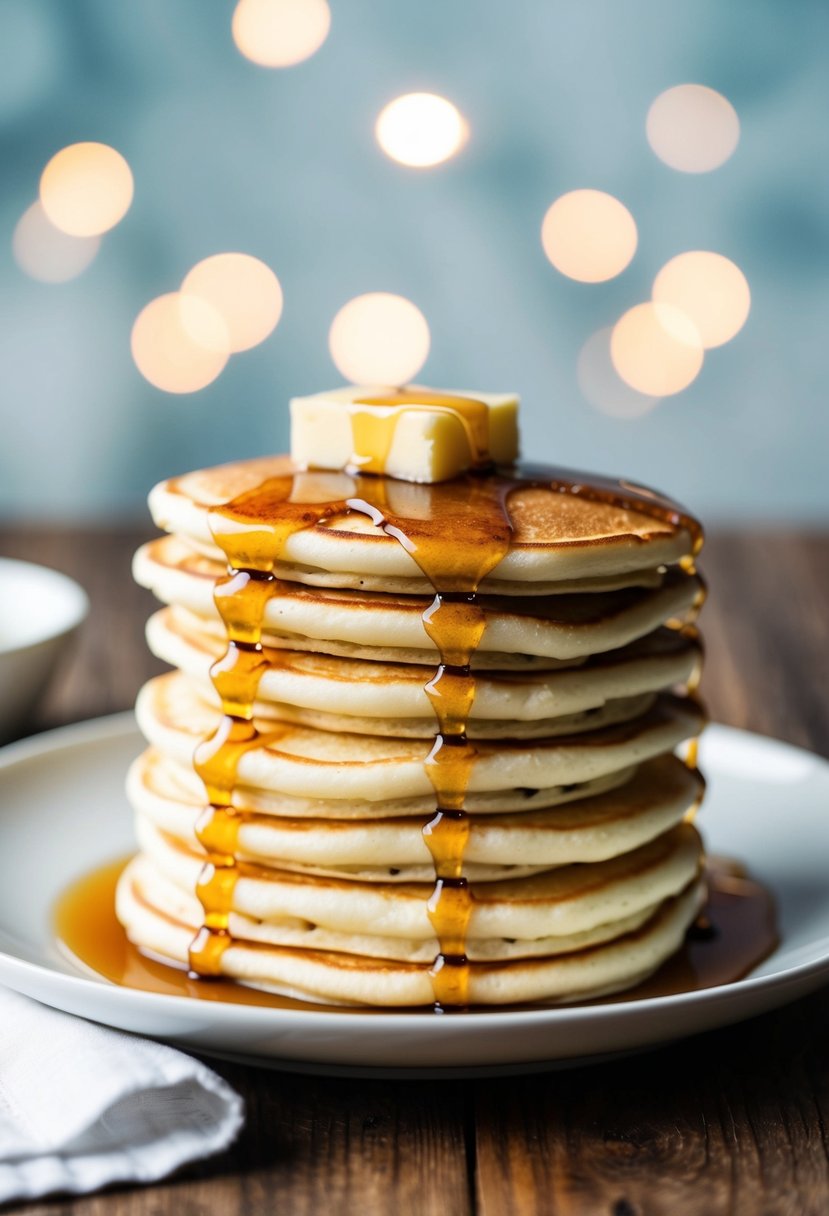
[[0, 714, 828, 1077]]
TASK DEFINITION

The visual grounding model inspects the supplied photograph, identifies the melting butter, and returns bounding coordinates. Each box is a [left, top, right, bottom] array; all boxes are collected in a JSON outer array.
[[290, 385, 519, 483]]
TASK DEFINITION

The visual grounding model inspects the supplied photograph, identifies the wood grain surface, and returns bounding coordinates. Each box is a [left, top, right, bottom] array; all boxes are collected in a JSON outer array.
[[1, 525, 827, 1216]]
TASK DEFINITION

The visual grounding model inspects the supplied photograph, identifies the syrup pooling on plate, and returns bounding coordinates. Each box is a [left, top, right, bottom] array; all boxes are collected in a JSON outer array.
[[187, 461, 704, 1003]]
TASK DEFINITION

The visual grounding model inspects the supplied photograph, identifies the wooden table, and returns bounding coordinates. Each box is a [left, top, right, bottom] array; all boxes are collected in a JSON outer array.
[[3, 525, 828, 1216]]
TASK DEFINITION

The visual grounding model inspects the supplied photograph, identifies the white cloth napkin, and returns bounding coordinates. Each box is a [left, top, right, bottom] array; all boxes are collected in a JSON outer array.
[[0, 988, 244, 1203]]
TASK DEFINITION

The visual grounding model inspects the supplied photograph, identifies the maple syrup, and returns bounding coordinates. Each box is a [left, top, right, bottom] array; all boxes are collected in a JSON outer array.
[[351, 389, 492, 474]]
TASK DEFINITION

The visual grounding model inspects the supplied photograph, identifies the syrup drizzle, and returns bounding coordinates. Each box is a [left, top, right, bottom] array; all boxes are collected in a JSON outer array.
[[185, 440, 705, 1006], [188, 496, 348, 976], [345, 474, 513, 1008], [350, 390, 492, 474]]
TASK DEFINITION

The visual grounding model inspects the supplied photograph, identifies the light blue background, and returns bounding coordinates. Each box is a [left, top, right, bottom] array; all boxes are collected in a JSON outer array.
[[1, 0, 827, 522]]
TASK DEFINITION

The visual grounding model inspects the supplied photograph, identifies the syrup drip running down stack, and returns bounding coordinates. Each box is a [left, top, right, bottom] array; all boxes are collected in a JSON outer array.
[[118, 389, 716, 1008], [189, 472, 515, 1007], [189, 491, 348, 977]]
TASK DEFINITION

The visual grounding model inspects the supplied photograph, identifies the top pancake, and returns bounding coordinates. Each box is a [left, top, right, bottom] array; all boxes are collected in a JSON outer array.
[[149, 456, 700, 589]]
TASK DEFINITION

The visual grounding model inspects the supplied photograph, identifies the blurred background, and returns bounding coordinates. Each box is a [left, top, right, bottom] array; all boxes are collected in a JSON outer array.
[[1, 0, 827, 524]]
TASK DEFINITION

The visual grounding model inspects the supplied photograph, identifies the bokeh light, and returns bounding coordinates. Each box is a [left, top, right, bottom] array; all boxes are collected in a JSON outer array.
[[181, 253, 283, 353], [131, 293, 230, 394], [232, 0, 331, 68], [39, 142, 133, 237], [375, 93, 469, 168], [610, 302, 704, 397], [653, 251, 750, 349], [646, 84, 739, 173], [578, 328, 660, 419], [13, 201, 100, 283], [541, 190, 637, 283], [329, 293, 430, 385]]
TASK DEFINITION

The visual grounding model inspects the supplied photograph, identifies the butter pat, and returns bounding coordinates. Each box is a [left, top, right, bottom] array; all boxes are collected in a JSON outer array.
[[290, 386, 520, 483]]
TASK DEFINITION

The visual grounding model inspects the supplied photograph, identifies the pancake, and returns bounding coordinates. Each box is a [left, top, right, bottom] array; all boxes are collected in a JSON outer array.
[[146, 607, 699, 738], [134, 537, 703, 663], [136, 671, 704, 802], [126, 851, 668, 960], [116, 826, 705, 1006], [138, 746, 638, 819], [118, 859, 704, 1006], [129, 749, 702, 870], [137, 813, 702, 938], [148, 457, 699, 589], [130, 812, 702, 932]]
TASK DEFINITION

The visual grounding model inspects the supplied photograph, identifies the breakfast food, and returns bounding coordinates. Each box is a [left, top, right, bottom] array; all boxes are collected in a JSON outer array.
[[117, 387, 706, 1007]]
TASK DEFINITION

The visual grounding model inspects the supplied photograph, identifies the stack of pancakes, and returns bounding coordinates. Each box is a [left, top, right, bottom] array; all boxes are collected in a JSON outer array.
[[117, 455, 706, 1006]]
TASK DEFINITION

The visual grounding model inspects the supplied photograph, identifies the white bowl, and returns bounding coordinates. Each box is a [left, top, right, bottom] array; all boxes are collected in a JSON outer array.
[[0, 558, 89, 740]]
